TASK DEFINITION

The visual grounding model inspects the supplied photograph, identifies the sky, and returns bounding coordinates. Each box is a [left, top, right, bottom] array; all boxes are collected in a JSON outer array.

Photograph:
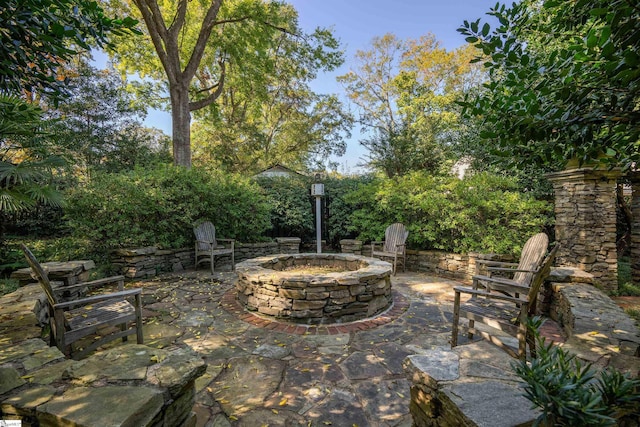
[[141, 0, 501, 172]]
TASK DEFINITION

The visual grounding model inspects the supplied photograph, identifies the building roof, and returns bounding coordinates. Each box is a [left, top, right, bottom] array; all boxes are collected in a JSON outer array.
[[253, 164, 306, 178]]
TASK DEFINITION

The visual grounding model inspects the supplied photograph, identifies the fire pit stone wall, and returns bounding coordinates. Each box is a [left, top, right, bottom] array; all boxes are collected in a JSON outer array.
[[235, 253, 393, 324]]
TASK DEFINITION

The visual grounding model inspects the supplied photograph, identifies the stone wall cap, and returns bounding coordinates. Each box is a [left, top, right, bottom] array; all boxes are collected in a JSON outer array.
[[405, 351, 460, 383], [112, 247, 158, 256], [549, 267, 594, 283], [235, 253, 392, 279], [275, 237, 302, 243]]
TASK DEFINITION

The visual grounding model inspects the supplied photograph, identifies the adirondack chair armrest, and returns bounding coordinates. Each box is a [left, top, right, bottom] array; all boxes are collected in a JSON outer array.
[[486, 267, 538, 274], [454, 285, 527, 304], [472, 274, 531, 295], [216, 238, 235, 248], [371, 241, 384, 251], [53, 288, 142, 310], [393, 243, 406, 253], [476, 260, 518, 268], [195, 239, 213, 248]]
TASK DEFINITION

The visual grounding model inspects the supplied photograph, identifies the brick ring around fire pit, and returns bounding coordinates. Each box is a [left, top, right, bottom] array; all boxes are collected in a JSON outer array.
[[235, 253, 393, 324]]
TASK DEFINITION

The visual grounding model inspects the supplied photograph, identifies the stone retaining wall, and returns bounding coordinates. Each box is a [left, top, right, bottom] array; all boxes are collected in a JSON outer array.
[[372, 248, 510, 283], [111, 238, 301, 279], [544, 268, 640, 367], [355, 243, 513, 284]]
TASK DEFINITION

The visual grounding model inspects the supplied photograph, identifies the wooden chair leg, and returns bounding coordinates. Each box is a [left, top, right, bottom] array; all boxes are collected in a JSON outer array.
[[467, 319, 475, 340], [135, 294, 144, 344], [451, 291, 461, 348]]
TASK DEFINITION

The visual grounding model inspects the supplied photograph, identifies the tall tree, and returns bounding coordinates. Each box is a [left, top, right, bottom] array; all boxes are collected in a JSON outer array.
[[190, 21, 350, 173], [338, 33, 484, 177], [109, 0, 343, 168], [0, 0, 138, 223], [44, 61, 171, 176], [458, 0, 640, 171]]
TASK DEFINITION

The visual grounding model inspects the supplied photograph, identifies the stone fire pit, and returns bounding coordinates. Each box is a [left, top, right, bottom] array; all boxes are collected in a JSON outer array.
[[235, 253, 393, 324]]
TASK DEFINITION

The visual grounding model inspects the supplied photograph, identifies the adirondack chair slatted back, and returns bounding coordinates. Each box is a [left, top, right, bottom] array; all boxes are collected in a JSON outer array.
[[526, 244, 559, 314], [21, 244, 58, 307], [194, 221, 217, 249], [512, 233, 549, 286], [383, 223, 409, 254]]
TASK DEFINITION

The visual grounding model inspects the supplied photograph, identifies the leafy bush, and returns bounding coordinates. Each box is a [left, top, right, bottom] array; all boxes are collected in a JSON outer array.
[[65, 166, 271, 250], [254, 174, 375, 247], [514, 318, 640, 426], [346, 171, 553, 255], [254, 176, 315, 241], [324, 175, 374, 247]]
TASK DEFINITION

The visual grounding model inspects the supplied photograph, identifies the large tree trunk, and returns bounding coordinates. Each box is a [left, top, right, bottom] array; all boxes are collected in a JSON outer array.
[[171, 83, 192, 168]]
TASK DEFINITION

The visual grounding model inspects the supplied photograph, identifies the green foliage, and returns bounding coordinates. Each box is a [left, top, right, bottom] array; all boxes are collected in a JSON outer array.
[[617, 257, 634, 292], [346, 171, 552, 255], [44, 61, 171, 176], [254, 176, 315, 241], [324, 175, 373, 247], [459, 0, 640, 171], [253, 174, 374, 246], [110, 0, 347, 168], [0, 278, 19, 297], [513, 318, 640, 426], [0, 0, 139, 100], [65, 166, 271, 250], [338, 33, 485, 177], [0, 236, 100, 277], [0, 96, 65, 220]]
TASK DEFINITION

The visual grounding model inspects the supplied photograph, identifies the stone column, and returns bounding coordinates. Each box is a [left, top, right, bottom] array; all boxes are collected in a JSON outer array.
[[547, 165, 621, 292], [339, 239, 363, 255], [630, 172, 640, 287]]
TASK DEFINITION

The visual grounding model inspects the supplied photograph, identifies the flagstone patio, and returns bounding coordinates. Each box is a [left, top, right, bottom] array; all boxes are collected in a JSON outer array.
[[2, 267, 636, 426]]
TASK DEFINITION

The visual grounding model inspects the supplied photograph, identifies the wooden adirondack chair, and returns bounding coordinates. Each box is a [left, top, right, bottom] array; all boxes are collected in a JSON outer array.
[[194, 221, 235, 273], [451, 244, 558, 360], [371, 223, 409, 275], [473, 232, 549, 296], [21, 244, 143, 360]]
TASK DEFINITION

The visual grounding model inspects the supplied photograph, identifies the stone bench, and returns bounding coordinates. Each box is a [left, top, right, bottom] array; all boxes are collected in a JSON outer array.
[[404, 342, 540, 427], [11, 260, 95, 286]]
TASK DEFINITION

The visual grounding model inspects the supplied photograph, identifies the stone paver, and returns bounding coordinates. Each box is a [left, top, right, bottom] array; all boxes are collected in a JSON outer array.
[[0, 269, 569, 427], [123, 270, 470, 426]]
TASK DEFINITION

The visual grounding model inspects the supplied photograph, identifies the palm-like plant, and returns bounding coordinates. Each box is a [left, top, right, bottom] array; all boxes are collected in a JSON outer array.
[[0, 95, 64, 216]]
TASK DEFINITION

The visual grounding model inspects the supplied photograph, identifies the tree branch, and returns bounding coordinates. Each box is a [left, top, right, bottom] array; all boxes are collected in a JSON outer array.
[[183, 0, 223, 80], [189, 60, 226, 111]]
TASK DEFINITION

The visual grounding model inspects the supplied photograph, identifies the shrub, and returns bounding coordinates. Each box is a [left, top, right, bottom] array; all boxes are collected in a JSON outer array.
[[513, 318, 640, 426], [324, 175, 374, 247], [254, 176, 315, 241], [65, 166, 271, 250], [254, 174, 376, 247], [346, 171, 553, 255]]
